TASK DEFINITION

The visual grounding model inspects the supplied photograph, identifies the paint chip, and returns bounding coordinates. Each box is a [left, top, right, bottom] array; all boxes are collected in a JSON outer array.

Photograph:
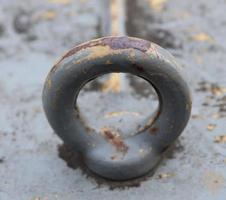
[[214, 135, 226, 143], [157, 172, 174, 179], [192, 33, 214, 43], [207, 124, 216, 131]]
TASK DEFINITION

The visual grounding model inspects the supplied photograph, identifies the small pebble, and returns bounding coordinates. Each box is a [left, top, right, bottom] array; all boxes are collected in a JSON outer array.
[[0, 157, 5, 163], [13, 11, 31, 33]]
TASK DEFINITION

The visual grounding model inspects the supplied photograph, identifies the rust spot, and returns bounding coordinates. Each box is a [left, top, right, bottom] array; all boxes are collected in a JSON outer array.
[[54, 37, 151, 66], [72, 45, 119, 66], [50, 37, 151, 75], [61, 39, 101, 60], [150, 127, 158, 135], [101, 127, 128, 153], [133, 64, 144, 72]]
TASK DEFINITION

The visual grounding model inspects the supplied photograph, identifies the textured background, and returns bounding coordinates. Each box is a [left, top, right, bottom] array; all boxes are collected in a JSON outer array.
[[0, 0, 226, 199]]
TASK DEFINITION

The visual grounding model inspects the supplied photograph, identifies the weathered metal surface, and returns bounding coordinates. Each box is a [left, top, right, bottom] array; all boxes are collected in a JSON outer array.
[[0, 0, 226, 199], [43, 36, 191, 180]]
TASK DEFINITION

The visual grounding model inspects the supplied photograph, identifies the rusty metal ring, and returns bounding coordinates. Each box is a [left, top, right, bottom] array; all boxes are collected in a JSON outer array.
[[42, 36, 191, 180]]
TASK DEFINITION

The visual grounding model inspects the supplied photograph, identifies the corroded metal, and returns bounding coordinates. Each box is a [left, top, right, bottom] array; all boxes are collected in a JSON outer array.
[[42, 36, 191, 180]]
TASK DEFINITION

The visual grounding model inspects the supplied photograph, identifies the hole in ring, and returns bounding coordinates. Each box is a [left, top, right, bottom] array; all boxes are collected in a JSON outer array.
[[77, 72, 159, 138]]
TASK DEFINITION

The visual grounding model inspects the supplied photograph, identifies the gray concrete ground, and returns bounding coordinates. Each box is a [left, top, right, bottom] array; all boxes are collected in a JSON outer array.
[[0, 0, 226, 199]]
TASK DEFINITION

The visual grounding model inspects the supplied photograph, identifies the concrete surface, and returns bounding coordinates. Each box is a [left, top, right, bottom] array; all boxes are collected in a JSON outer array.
[[0, 0, 226, 199]]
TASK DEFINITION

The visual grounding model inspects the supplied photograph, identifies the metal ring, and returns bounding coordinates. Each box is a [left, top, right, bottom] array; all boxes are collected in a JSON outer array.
[[42, 36, 191, 180]]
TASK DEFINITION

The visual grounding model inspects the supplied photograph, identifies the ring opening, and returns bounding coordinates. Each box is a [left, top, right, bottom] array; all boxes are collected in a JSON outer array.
[[77, 72, 159, 138]]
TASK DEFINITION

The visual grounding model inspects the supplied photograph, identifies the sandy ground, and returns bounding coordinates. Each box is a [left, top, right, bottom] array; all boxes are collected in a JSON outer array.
[[0, 0, 226, 199]]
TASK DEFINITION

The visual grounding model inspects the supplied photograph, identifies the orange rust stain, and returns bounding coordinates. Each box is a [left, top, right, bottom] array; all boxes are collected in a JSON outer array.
[[76, 46, 124, 64], [101, 127, 128, 153]]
